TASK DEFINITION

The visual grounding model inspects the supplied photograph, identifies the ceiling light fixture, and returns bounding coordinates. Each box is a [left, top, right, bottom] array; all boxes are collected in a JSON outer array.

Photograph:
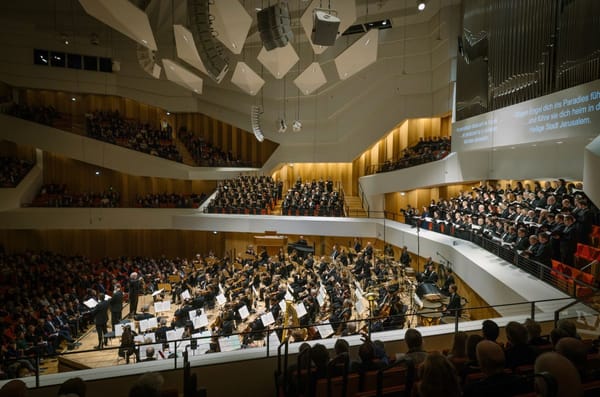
[[417, 1, 426, 11], [278, 119, 288, 133]]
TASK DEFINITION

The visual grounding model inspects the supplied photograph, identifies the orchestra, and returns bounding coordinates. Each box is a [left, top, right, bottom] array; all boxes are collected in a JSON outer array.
[[112, 239, 465, 359]]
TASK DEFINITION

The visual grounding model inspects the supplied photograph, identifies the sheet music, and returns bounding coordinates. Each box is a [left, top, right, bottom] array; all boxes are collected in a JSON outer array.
[[316, 293, 325, 307], [84, 298, 98, 309], [166, 330, 177, 342], [238, 305, 250, 320], [147, 317, 158, 329], [316, 323, 334, 338], [139, 319, 149, 332], [188, 310, 198, 321], [218, 336, 241, 352], [134, 335, 146, 344], [216, 294, 227, 306], [355, 298, 365, 314], [266, 331, 280, 355], [114, 323, 124, 337], [260, 312, 275, 327], [104, 294, 111, 301], [180, 290, 191, 301], [154, 301, 171, 313], [252, 285, 259, 297], [193, 314, 209, 329], [295, 302, 307, 318], [284, 291, 294, 301], [278, 300, 287, 312]]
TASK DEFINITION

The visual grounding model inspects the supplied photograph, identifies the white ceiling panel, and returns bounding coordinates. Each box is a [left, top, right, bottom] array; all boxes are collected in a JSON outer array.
[[294, 62, 327, 95], [231, 62, 265, 96], [163, 59, 203, 94], [173, 24, 209, 76], [211, 0, 252, 54], [334, 29, 379, 80], [78, 0, 157, 51], [257, 43, 299, 79]]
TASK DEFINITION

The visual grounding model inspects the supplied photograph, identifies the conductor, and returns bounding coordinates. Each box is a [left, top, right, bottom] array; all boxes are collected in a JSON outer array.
[[128, 272, 142, 317]]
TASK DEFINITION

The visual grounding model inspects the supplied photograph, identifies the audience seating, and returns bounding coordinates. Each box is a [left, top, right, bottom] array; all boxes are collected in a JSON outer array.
[[178, 127, 251, 167], [0, 156, 34, 187]]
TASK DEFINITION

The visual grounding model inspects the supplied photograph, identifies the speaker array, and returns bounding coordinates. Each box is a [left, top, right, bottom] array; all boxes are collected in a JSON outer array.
[[257, 2, 293, 51], [251, 105, 265, 142], [187, 0, 229, 82]]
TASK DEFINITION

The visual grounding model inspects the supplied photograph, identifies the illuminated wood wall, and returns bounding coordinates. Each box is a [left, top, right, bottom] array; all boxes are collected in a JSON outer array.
[[16, 88, 279, 167], [41, 152, 216, 205], [173, 113, 279, 168], [0, 140, 36, 162], [270, 163, 354, 195], [352, 115, 452, 194], [0, 230, 225, 260]]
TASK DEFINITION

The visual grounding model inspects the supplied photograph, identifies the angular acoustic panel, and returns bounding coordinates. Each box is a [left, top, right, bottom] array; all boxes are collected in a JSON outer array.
[[79, 0, 157, 50], [136, 45, 161, 78], [301, 0, 357, 54], [211, 0, 252, 54], [162, 59, 203, 94], [231, 62, 264, 96], [173, 24, 209, 76], [334, 29, 379, 80], [294, 62, 327, 95], [257, 43, 299, 79]]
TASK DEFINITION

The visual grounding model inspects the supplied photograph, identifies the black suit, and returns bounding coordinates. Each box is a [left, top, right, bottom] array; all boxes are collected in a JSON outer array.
[[110, 290, 124, 328], [129, 278, 142, 315], [444, 292, 462, 316], [92, 299, 110, 348]]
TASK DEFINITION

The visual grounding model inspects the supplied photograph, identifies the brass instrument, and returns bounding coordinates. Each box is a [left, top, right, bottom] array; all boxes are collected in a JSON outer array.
[[281, 300, 306, 342]]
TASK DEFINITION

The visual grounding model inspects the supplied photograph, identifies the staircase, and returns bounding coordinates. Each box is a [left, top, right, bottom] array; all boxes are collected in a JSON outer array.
[[344, 196, 368, 217], [173, 136, 197, 166]]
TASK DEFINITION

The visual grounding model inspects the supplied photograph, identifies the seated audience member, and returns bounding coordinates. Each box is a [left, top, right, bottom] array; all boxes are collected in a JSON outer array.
[[0, 379, 28, 397], [482, 319, 500, 343], [463, 340, 529, 397], [310, 343, 330, 380], [330, 339, 351, 375], [554, 337, 591, 381], [414, 352, 461, 397], [396, 328, 428, 366], [504, 321, 537, 370], [373, 340, 390, 366], [351, 340, 387, 372], [556, 318, 579, 339], [523, 318, 549, 348], [462, 334, 484, 381], [550, 327, 572, 347], [128, 372, 164, 397], [447, 331, 468, 359], [534, 352, 583, 397], [57, 377, 86, 397]]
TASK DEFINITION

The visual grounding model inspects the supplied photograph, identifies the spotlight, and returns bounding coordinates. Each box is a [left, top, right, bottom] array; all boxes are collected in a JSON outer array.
[[417, 1, 426, 11], [292, 120, 302, 132], [95, 170, 101, 176], [71, 97, 76, 102], [278, 119, 288, 133]]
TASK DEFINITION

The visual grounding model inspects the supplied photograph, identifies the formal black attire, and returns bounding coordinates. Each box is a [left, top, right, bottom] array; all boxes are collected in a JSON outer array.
[[92, 299, 110, 348], [128, 278, 142, 316], [110, 290, 124, 329], [444, 292, 462, 317]]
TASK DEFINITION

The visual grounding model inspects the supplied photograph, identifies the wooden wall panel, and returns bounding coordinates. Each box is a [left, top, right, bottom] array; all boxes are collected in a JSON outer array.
[[41, 152, 216, 205], [271, 163, 354, 195], [352, 115, 451, 180], [0, 230, 226, 260], [0, 141, 36, 162]]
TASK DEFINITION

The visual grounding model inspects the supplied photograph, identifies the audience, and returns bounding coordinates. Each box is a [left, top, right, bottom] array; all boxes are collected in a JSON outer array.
[[178, 127, 249, 167], [57, 377, 86, 397], [85, 111, 182, 163], [396, 328, 428, 366], [0, 157, 34, 187], [376, 136, 451, 174], [463, 340, 528, 397], [135, 192, 207, 209], [503, 321, 537, 370], [482, 319, 500, 343], [7, 103, 58, 126], [414, 351, 461, 397], [534, 352, 583, 397], [29, 184, 120, 208]]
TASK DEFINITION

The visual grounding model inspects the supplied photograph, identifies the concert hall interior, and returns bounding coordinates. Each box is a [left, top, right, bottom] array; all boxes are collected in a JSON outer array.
[[1, 0, 600, 396]]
